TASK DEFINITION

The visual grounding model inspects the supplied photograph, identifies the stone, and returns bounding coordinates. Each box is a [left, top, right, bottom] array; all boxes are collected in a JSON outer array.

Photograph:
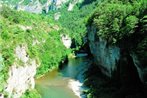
[[68, 0, 79, 11], [88, 26, 120, 77], [5, 61, 37, 98], [15, 45, 29, 63], [0, 93, 4, 98], [5, 45, 38, 98], [61, 34, 72, 49], [54, 12, 61, 20]]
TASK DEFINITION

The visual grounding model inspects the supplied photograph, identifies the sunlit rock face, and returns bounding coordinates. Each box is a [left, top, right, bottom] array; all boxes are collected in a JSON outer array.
[[15, 0, 68, 13], [55, 0, 67, 9], [6, 63, 36, 98], [0, 54, 4, 72], [0, 94, 4, 98], [88, 26, 120, 77], [16, 0, 43, 14], [61, 34, 72, 48], [25, 0, 42, 14], [68, 0, 83, 11], [15, 45, 29, 63], [68, 0, 78, 11], [5, 45, 38, 98], [54, 12, 61, 20], [5, 0, 83, 13]]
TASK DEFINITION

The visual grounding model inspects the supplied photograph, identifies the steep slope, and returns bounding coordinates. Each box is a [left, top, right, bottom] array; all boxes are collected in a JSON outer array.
[[85, 0, 147, 98], [0, 0, 147, 98], [0, 6, 68, 98], [54, 0, 101, 46]]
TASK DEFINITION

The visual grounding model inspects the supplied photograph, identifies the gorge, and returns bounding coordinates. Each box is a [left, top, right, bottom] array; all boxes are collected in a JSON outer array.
[[0, 0, 147, 98]]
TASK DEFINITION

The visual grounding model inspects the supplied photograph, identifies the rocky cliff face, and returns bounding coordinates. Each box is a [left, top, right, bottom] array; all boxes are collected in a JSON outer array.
[[18, 0, 43, 14], [87, 25, 147, 85], [0, 4, 69, 97], [88, 26, 120, 77], [5, 45, 38, 98], [86, 3, 147, 98], [61, 34, 72, 48], [1, 0, 81, 14], [86, 24, 147, 97]]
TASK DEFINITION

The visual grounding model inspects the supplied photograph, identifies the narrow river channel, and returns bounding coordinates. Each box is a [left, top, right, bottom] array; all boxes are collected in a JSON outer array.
[[35, 56, 91, 98]]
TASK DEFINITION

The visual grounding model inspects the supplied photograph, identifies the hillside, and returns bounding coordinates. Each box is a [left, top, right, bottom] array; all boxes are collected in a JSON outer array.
[[0, 0, 147, 98], [0, 6, 69, 98]]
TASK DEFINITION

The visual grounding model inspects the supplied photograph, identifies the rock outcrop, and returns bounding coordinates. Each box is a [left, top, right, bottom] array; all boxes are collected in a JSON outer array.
[[54, 12, 61, 20], [0, 94, 4, 98], [15, 0, 68, 13], [87, 26, 147, 84], [16, 0, 42, 14], [6, 63, 36, 98], [2, 0, 83, 14], [88, 26, 120, 77], [61, 34, 72, 48], [86, 24, 147, 98], [0, 54, 4, 72], [68, 0, 80, 11], [88, 26, 147, 89], [5, 45, 38, 98]]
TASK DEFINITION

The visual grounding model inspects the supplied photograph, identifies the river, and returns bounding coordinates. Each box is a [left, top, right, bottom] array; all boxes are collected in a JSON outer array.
[[35, 56, 91, 98]]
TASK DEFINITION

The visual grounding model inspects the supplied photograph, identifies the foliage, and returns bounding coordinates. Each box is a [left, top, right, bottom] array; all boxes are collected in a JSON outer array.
[[88, 0, 147, 43], [0, 5, 68, 74], [85, 0, 147, 98], [47, 0, 101, 46], [0, 5, 68, 96], [36, 30, 67, 76], [21, 89, 41, 98], [39, 0, 48, 4], [1, 0, 38, 5], [0, 0, 146, 98]]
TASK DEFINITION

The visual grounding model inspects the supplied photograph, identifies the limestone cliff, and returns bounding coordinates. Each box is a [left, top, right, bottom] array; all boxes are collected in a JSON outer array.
[[86, 0, 147, 85], [87, 26, 120, 77], [1, 0, 82, 14], [87, 25, 147, 84], [5, 45, 38, 98]]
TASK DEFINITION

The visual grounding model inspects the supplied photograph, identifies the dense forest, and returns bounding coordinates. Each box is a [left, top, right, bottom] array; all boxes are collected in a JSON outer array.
[[0, 0, 147, 98]]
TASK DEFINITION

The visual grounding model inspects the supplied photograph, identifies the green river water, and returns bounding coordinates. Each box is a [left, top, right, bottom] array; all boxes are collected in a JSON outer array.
[[35, 57, 90, 98]]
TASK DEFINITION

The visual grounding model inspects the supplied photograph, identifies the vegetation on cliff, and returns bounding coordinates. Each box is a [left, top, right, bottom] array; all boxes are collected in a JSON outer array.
[[0, 6, 68, 97], [88, 0, 146, 44], [0, 0, 146, 98], [45, 0, 101, 46], [85, 0, 147, 98]]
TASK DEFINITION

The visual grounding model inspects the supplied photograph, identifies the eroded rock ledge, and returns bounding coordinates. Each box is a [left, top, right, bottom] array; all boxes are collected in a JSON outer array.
[[5, 45, 38, 98]]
